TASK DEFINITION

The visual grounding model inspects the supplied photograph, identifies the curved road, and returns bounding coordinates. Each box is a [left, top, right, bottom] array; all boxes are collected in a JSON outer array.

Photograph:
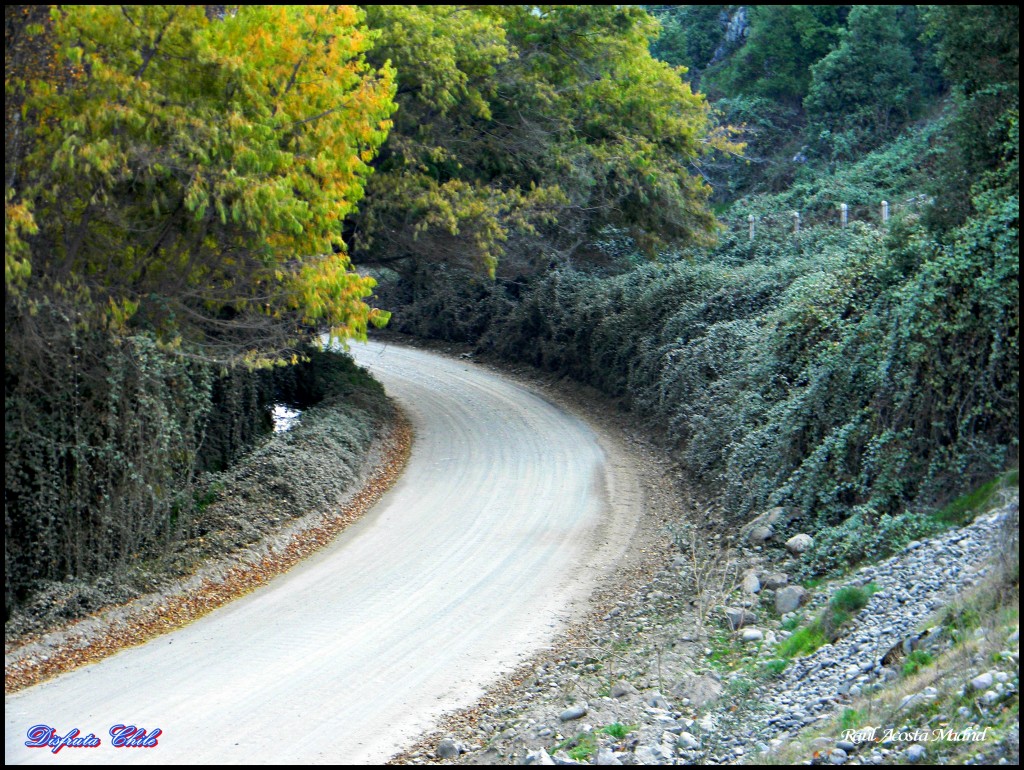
[[5, 341, 642, 764]]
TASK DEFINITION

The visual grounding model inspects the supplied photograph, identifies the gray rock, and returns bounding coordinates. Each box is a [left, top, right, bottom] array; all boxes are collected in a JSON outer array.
[[829, 748, 848, 764], [982, 689, 1001, 705], [524, 748, 556, 765], [724, 606, 758, 630], [786, 534, 814, 555], [551, 752, 585, 766], [741, 507, 784, 542], [596, 748, 623, 765], [742, 572, 762, 594], [678, 731, 701, 750], [741, 627, 764, 643], [763, 572, 790, 590], [971, 672, 994, 690], [749, 526, 774, 545], [610, 681, 638, 698], [645, 691, 670, 710], [672, 673, 723, 707], [775, 585, 809, 614], [436, 738, 460, 760], [634, 745, 669, 765], [836, 741, 856, 752], [559, 703, 588, 721], [906, 744, 926, 763]]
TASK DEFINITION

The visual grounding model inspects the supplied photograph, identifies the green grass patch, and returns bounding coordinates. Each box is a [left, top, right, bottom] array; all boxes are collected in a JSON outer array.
[[902, 649, 934, 677], [830, 584, 874, 613], [933, 469, 1018, 526], [778, 621, 828, 659], [820, 583, 878, 639], [598, 723, 636, 739], [781, 613, 804, 632], [557, 732, 597, 762], [761, 658, 789, 677], [727, 675, 757, 696], [838, 708, 865, 732]]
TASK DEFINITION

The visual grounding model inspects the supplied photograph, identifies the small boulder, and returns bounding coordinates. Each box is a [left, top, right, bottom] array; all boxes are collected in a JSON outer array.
[[741, 627, 764, 643], [678, 731, 701, 750], [436, 738, 461, 760], [741, 507, 785, 540], [672, 673, 722, 707], [741, 572, 761, 594], [748, 526, 774, 545], [775, 585, 809, 614], [596, 748, 623, 765], [828, 747, 848, 765], [971, 672, 994, 691], [559, 703, 588, 722], [724, 606, 758, 630], [785, 534, 814, 555], [610, 681, 638, 699], [906, 744, 926, 763], [645, 691, 670, 710], [524, 748, 556, 765], [634, 744, 669, 765], [763, 572, 789, 590]]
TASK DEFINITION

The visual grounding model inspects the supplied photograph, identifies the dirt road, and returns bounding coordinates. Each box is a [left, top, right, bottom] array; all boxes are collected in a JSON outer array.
[[5, 341, 643, 764]]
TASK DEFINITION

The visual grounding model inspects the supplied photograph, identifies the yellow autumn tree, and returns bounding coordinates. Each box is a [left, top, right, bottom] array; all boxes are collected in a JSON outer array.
[[6, 5, 396, 361]]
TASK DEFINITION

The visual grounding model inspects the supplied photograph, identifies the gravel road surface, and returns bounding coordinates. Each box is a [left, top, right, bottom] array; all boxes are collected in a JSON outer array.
[[5, 341, 643, 764]]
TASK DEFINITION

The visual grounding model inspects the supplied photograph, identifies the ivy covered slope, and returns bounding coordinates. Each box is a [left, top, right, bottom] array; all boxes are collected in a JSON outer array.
[[4, 6, 396, 621], [379, 5, 1019, 577]]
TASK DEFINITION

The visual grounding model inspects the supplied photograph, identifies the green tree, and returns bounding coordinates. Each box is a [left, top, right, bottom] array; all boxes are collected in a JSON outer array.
[[6, 5, 396, 362], [704, 6, 849, 106], [804, 5, 933, 159], [351, 5, 736, 279], [644, 4, 726, 85], [923, 5, 1019, 228]]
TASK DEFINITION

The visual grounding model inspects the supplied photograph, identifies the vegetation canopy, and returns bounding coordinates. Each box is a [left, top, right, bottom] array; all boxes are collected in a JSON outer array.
[[351, 4, 741, 278], [6, 5, 396, 362]]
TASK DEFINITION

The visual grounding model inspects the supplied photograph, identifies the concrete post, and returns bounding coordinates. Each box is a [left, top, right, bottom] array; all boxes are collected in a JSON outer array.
[[748, 214, 755, 241], [840, 203, 848, 229], [881, 200, 889, 223], [792, 211, 800, 234]]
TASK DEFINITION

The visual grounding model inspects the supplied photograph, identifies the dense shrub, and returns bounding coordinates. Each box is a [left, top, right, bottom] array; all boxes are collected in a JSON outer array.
[[4, 299, 383, 619], [5, 304, 215, 618], [383, 134, 1018, 576]]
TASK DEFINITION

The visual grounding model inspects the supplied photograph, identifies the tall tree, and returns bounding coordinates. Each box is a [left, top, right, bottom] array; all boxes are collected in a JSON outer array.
[[703, 6, 849, 106], [804, 5, 933, 159], [6, 5, 396, 362], [923, 4, 1019, 227], [351, 5, 737, 279]]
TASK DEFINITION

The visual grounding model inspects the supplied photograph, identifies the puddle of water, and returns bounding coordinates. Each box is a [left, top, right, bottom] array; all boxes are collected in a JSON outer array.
[[272, 404, 302, 433]]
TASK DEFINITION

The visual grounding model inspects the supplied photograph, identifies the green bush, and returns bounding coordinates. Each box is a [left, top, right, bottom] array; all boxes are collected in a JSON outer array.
[[830, 585, 873, 614], [381, 113, 1018, 583], [599, 723, 635, 740], [902, 649, 934, 677], [778, 622, 828, 659]]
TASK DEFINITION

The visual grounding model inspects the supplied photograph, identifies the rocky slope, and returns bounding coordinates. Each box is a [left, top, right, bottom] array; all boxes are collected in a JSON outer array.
[[395, 493, 1019, 766]]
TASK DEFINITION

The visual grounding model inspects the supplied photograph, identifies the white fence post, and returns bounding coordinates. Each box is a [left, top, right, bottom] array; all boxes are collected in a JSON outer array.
[[748, 214, 755, 241], [792, 211, 800, 234], [840, 203, 848, 229], [881, 200, 889, 223]]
